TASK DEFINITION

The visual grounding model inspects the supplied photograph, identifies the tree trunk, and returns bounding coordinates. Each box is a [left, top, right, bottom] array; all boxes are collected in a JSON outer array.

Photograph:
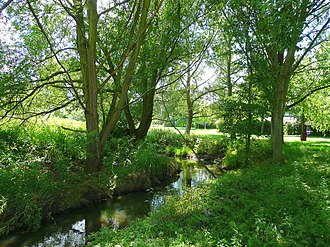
[[300, 114, 305, 133], [185, 105, 193, 135], [124, 71, 158, 140], [185, 67, 193, 135], [124, 99, 137, 137], [272, 82, 285, 164], [226, 39, 235, 140], [260, 115, 265, 135], [136, 86, 156, 140], [244, 32, 252, 166], [99, 0, 151, 148], [76, 0, 101, 172], [271, 46, 296, 164]]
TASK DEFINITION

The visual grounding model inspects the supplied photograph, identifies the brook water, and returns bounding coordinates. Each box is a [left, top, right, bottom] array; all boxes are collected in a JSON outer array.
[[0, 159, 214, 247]]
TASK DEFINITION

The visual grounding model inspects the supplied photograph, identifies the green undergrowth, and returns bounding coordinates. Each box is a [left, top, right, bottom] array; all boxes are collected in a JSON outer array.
[[146, 129, 229, 158], [103, 136, 178, 193], [222, 139, 272, 170], [0, 122, 177, 237], [0, 122, 111, 237], [88, 140, 330, 246]]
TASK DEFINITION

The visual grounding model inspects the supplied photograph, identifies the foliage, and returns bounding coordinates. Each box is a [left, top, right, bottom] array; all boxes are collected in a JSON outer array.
[[287, 39, 330, 133], [146, 129, 229, 159], [0, 0, 329, 241], [88, 140, 330, 246], [0, 121, 185, 237], [103, 136, 172, 179], [222, 139, 272, 170], [146, 129, 185, 154], [195, 135, 229, 157], [131, 142, 171, 178], [284, 121, 301, 135], [0, 120, 116, 237], [102, 135, 137, 168]]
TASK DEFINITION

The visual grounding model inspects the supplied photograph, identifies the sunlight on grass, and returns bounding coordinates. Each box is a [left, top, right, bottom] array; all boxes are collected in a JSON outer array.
[[284, 135, 330, 142], [40, 117, 86, 130]]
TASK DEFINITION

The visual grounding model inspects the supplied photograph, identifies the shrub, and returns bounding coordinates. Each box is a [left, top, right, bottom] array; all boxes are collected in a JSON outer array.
[[131, 142, 170, 177], [102, 136, 172, 176], [222, 139, 272, 169], [146, 129, 184, 152], [102, 136, 136, 168], [196, 136, 229, 157]]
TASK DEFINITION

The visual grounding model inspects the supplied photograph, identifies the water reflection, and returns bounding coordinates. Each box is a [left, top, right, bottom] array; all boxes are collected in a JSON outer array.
[[31, 220, 86, 247], [0, 161, 213, 247]]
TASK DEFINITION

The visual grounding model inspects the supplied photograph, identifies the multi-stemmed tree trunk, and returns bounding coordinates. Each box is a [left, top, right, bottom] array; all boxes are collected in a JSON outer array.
[[75, 0, 101, 172], [135, 84, 157, 140], [73, 0, 152, 172], [124, 71, 158, 140]]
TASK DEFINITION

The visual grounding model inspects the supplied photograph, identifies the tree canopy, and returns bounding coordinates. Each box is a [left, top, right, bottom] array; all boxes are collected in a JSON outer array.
[[0, 0, 329, 168]]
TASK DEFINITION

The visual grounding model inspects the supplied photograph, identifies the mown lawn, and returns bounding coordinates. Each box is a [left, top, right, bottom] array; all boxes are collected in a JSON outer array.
[[88, 139, 330, 246]]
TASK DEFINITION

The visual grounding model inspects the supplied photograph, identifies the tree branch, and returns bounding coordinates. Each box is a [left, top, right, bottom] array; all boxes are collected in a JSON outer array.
[[159, 90, 217, 179], [0, 0, 14, 13], [286, 81, 330, 109], [61, 126, 85, 133], [27, 0, 85, 111], [98, 0, 130, 18], [292, 17, 330, 72]]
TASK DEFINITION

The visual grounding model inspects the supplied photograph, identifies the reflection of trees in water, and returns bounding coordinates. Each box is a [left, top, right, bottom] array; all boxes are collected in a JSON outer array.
[[3, 165, 212, 247], [171, 166, 211, 192], [151, 194, 165, 210], [99, 209, 129, 229], [183, 167, 193, 187], [150, 167, 212, 211], [193, 169, 211, 186], [28, 220, 86, 247]]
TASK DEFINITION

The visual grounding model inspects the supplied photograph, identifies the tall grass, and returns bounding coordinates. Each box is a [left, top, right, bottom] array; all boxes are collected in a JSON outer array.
[[0, 121, 106, 237]]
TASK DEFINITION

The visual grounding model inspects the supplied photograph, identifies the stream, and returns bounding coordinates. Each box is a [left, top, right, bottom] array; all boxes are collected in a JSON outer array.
[[0, 159, 214, 247]]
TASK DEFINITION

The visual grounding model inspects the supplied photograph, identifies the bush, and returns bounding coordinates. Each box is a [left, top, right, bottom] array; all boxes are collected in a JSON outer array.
[[102, 136, 172, 177], [222, 139, 272, 169], [102, 136, 136, 168], [196, 136, 229, 157], [131, 142, 170, 177], [284, 122, 301, 135], [146, 129, 184, 152]]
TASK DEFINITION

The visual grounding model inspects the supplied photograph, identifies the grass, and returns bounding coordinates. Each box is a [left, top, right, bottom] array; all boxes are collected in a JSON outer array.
[[87, 139, 330, 246], [284, 135, 330, 142]]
